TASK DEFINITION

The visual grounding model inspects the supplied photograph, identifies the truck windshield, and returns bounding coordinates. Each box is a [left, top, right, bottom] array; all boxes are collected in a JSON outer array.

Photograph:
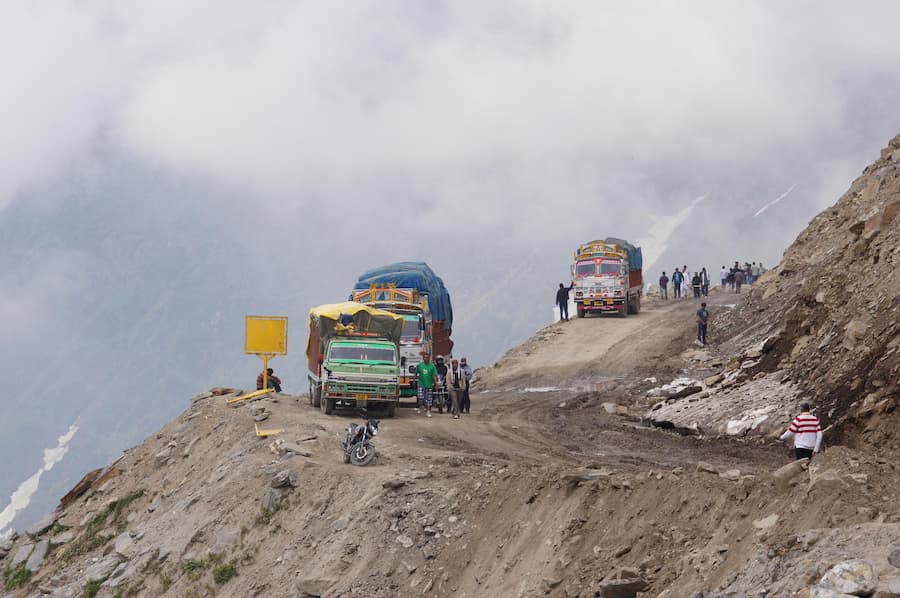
[[329, 343, 396, 364], [575, 261, 596, 277], [599, 261, 622, 274], [401, 317, 420, 341]]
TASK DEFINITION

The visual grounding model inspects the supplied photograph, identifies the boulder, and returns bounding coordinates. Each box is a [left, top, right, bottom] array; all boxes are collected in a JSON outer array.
[[25, 539, 49, 571], [598, 577, 650, 598], [719, 469, 742, 482], [154, 446, 174, 467], [82, 555, 123, 584], [207, 526, 242, 555], [819, 559, 878, 596], [114, 532, 136, 558], [753, 514, 779, 530], [11, 542, 34, 567], [772, 458, 809, 491], [395, 534, 414, 549], [27, 513, 57, 537], [889, 548, 900, 569], [704, 374, 724, 387], [271, 470, 297, 488]]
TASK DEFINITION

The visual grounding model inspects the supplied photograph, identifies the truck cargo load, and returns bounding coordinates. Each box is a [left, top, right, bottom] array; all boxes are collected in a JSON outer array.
[[353, 262, 454, 357]]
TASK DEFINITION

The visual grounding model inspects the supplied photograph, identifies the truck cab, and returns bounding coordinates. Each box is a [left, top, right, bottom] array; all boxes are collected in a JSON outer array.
[[321, 335, 400, 416]]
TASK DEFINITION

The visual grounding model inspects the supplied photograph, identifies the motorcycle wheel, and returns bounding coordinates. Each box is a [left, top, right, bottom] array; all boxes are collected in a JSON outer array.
[[350, 442, 375, 466]]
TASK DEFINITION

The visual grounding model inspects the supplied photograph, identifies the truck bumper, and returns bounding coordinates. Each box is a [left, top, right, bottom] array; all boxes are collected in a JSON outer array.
[[577, 300, 623, 312]]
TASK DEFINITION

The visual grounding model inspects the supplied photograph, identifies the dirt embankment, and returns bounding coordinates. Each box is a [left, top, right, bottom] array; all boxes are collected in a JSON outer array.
[[3, 284, 899, 597]]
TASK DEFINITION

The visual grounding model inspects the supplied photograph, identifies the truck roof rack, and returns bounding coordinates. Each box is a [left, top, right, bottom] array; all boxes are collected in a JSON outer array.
[[351, 285, 429, 311]]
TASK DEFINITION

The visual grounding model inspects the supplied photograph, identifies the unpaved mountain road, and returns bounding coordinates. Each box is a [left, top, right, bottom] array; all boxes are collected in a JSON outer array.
[[369, 288, 784, 476]]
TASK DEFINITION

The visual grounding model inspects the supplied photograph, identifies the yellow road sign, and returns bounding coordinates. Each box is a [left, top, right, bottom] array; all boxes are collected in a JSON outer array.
[[245, 316, 288, 355]]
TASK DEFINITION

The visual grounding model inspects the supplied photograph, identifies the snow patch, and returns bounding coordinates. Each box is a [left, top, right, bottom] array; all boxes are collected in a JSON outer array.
[[0, 422, 79, 535], [753, 185, 796, 218], [523, 387, 560, 393]]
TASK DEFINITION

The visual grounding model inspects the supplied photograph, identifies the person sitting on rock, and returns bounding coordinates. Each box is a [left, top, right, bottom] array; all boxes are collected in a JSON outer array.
[[256, 368, 282, 393]]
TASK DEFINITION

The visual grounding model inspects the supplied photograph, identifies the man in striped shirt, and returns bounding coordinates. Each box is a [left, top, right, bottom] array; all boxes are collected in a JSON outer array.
[[780, 402, 823, 460]]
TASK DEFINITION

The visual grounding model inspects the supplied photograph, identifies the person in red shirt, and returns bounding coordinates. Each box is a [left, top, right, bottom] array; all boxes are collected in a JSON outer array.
[[780, 402, 823, 460]]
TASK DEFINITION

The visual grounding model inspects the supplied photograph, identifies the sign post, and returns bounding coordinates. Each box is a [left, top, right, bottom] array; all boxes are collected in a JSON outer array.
[[228, 316, 288, 405]]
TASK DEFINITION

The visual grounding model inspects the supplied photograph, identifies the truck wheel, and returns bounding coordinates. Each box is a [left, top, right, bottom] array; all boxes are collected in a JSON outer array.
[[308, 380, 314, 406], [321, 397, 334, 415], [620, 304, 628, 318], [577, 307, 585, 318], [386, 403, 397, 418], [635, 295, 641, 313]]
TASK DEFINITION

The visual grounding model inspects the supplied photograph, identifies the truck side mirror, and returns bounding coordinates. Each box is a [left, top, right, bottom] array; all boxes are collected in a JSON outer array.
[[400, 356, 407, 367]]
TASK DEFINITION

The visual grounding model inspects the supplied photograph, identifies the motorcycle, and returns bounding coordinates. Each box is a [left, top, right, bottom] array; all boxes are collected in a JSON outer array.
[[434, 376, 448, 414], [341, 415, 379, 466]]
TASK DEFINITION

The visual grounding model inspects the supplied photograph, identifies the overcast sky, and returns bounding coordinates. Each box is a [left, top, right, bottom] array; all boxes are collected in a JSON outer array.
[[2, 1, 900, 533]]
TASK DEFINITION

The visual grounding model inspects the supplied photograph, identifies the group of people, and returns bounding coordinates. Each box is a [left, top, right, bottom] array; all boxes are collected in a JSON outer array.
[[414, 353, 472, 418], [720, 261, 765, 293], [658, 266, 712, 300]]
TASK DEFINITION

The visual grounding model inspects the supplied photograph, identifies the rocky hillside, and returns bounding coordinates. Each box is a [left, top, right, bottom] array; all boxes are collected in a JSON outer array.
[[648, 134, 900, 454]]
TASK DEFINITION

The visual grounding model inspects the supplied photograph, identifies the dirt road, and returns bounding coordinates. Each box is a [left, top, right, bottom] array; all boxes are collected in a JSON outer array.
[[377, 289, 780, 475]]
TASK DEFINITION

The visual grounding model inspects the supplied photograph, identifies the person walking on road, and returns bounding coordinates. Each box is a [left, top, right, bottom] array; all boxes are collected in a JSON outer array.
[[780, 402, 823, 460], [671, 268, 683, 299], [695, 302, 709, 345], [691, 272, 702, 298], [460, 357, 473, 413], [659, 272, 669, 299], [720, 266, 728, 289], [448, 358, 467, 419], [556, 282, 574, 321], [416, 354, 439, 417], [700, 267, 710, 297], [734, 268, 745, 293]]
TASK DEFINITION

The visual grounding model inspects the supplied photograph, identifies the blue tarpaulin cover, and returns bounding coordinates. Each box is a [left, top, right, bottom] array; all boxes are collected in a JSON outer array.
[[604, 237, 643, 271], [353, 262, 453, 327]]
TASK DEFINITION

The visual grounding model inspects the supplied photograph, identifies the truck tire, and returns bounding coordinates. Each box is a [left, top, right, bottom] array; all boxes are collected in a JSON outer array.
[[620, 303, 628, 317], [321, 396, 334, 415], [577, 306, 585, 318], [635, 294, 641, 314], [309, 381, 321, 408], [386, 403, 397, 418]]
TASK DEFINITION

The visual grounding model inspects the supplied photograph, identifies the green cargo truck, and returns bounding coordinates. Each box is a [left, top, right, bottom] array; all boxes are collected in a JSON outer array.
[[306, 302, 403, 417]]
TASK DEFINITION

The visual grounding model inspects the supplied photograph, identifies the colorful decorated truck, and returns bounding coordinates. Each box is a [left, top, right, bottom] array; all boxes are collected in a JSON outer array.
[[306, 302, 403, 416], [571, 238, 644, 317]]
